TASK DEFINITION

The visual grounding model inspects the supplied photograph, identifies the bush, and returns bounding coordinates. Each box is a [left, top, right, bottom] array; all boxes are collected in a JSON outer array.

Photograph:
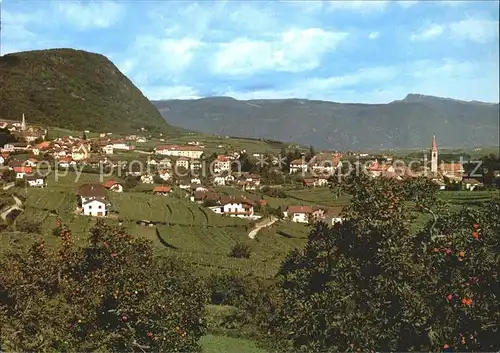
[[16, 219, 42, 234], [229, 243, 251, 259], [0, 220, 207, 352]]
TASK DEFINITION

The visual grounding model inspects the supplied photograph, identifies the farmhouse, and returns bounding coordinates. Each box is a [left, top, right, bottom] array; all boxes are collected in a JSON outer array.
[[323, 207, 344, 225], [209, 197, 257, 219], [24, 174, 46, 187], [103, 144, 114, 155], [283, 205, 314, 223], [58, 157, 76, 168], [153, 185, 172, 196], [154, 144, 204, 159], [82, 199, 108, 217], [13, 166, 32, 179], [77, 183, 107, 205], [310, 155, 342, 175], [289, 159, 308, 174], [24, 157, 39, 167], [103, 180, 123, 193], [462, 178, 483, 191]]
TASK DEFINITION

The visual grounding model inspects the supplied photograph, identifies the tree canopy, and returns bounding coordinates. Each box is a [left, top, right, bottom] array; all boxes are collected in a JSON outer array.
[[0, 220, 207, 352]]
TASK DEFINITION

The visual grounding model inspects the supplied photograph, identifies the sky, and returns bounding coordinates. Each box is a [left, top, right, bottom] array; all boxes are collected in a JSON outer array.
[[1, 0, 499, 103]]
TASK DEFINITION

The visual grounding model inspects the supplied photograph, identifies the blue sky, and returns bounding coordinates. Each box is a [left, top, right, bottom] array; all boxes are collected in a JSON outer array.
[[1, 0, 499, 103]]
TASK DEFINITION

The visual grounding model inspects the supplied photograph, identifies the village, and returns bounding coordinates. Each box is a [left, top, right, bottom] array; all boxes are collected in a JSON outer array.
[[0, 114, 486, 230]]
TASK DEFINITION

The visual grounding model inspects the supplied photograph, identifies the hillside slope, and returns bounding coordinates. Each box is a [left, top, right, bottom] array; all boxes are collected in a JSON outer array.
[[153, 95, 499, 150], [0, 49, 177, 134]]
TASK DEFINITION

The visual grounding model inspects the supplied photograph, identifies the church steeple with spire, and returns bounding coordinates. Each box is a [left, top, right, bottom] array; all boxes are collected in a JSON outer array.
[[431, 134, 438, 174], [21, 113, 26, 131]]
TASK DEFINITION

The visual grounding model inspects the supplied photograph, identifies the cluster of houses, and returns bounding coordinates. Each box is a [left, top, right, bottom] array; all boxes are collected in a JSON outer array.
[[0, 115, 484, 226]]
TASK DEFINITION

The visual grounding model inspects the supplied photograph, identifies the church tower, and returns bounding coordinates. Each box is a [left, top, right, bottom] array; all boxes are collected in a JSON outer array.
[[21, 113, 26, 131], [431, 134, 438, 174]]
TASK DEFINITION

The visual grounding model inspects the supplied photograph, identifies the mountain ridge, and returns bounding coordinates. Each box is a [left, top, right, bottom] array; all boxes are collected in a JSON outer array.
[[0, 48, 178, 135], [153, 95, 499, 150]]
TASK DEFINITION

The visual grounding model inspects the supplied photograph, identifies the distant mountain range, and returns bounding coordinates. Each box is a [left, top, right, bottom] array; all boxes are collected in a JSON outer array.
[[153, 94, 499, 150]]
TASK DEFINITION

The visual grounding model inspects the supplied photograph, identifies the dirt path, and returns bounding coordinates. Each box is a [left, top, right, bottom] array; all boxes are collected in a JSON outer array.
[[0, 196, 23, 220], [248, 216, 278, 239]]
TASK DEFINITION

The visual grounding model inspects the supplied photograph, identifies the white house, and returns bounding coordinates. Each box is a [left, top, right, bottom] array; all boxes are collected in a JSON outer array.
[[283, 205, 313, 223], [148, 158, 159, 166], [158, 170, 171, 181], [209, 200, 257, 219], [103, 145, 114, 155], [103, 180, 123, 193], [213, 176, 226, 186], [112, 142, 133, 150], [175, 157, 190, 169], [24, 158, 39, 167], [25, 175, 46, 187], [58, 158, 76, 168], [141, 174, 154, 184], [2, 144, 15, 152], [13, 166, 32, 179], [158, 158, 172, 168], [310, 157, 342, 175], [82, 199, 108, 217], [214, 155, 231, 173], [289, 158, 308, 174], [154, 144, 203, 159]]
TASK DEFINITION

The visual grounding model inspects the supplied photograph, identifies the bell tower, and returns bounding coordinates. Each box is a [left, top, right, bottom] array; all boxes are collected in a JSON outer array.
[[431, 134, 438, 175], [21, 113, 27, 131]]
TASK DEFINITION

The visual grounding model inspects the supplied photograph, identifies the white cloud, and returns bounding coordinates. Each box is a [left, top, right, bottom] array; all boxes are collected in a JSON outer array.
[[368, 31, 380, 39], [211, 28, 348, 76], [410, 19, 499, 43], [449, 19, 499, 43], [130, 36, 203, 78], [54, 1, 124, 29], [411, 24, 445, 41], [220, 58, 499, 103], [327, 1, 389, 13]]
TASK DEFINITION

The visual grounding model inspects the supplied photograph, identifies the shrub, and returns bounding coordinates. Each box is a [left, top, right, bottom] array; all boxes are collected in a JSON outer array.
[[16, 219, 42, 234], [229, 243, 251, 259]]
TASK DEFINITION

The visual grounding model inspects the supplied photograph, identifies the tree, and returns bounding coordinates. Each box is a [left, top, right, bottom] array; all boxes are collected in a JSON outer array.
[[0, 220, 207, 352], [1, 170, 16, 183], [124, 176, 139, 191], [82, 131, 87, 140], [261, 175, 500, 352]]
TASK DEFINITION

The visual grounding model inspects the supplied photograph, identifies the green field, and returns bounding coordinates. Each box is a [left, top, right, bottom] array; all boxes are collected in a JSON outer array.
[[3, 169, 497, 280], [201, 334, 267, 353]]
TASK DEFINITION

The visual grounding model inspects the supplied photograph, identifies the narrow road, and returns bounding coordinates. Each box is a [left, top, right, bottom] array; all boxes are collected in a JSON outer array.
[[248, 216, 278, 239], [0, 196, 24, 220], [2, 182, 15, 190]]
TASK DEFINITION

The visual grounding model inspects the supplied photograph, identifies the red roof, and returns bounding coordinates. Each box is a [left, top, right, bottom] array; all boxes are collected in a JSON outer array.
[[103, 180, 120, 189], [286, 205, 314, 214], [153, 186, 172, 193], [13, 166, 32, 173]]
